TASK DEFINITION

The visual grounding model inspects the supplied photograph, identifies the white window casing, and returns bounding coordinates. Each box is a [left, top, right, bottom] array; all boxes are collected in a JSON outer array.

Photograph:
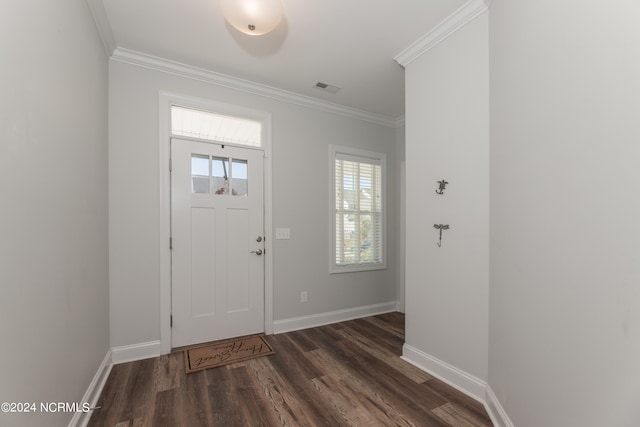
[[330, 145, 387, 273]]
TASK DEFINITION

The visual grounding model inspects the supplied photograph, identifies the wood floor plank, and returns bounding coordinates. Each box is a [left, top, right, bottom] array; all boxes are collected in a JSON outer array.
[[131, 416, 152, 427], [336, 327, 434, 383], [432, 403, 491, 427], [88, 313, 493, 427], [153, 353, 182, 393], [286, 329, 319, 352], [363, 313, 406, 337], [310, 375, 388, 426], [89, 363, 133, 427], [341, 324, 410, 365], [268, 334, 325, 380], [124, 358, 158, 422], [305, 348, 420, 426], [226, 365, 280, 426], [179, 368, 214, 426], [206, 364, 247, 426], [336, 325, 397, 358], [375, 311, 406, 331], [150, 388, 181, 427], [265, 335, 345, 426], [245, 356, 321, 427], [302, 328, 449, 425], [336, 340, 450, 420], [319, 328, 442, 406], [422, 378, 493, 425], [346, 317, 405, 354]]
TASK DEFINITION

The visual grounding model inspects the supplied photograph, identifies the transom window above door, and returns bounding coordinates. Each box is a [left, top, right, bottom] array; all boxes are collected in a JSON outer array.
[[171, 105, 262, 148]]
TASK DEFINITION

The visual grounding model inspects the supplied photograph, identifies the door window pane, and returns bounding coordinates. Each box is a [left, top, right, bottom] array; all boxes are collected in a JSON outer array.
[[231, 159, 248, 197], [212, 157, 230, 195], [191, 155, 210, 194]]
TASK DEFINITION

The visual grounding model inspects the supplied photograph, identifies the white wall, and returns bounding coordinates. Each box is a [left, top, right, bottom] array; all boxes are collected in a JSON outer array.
[[404, 12, 489, 383], [489, 1, 640, 426], [0, 1, 110, 426], [108, 59, 398, 349]]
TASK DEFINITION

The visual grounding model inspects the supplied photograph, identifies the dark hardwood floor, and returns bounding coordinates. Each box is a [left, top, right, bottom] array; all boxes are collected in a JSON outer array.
[[88, 313, 493, 426]]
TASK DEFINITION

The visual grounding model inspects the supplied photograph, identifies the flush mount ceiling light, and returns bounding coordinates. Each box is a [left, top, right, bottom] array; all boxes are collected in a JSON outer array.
[[220, 0, 284, 36]]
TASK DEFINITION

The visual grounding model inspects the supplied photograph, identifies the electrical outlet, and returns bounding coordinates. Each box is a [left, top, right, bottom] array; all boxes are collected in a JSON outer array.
[[300, 291, 308, 303]]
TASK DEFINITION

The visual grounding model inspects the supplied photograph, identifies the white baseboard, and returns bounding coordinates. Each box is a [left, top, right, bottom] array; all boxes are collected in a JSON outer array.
[[111, 340, 161, 364], [68, 350, 113, 427], [485, 385, 515, 427], [272, 301, 399, 334], [401, 344, 487, 403]]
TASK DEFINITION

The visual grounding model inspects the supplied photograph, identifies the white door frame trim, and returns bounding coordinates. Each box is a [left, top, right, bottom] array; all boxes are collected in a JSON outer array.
[[158, 91, 274, 354]]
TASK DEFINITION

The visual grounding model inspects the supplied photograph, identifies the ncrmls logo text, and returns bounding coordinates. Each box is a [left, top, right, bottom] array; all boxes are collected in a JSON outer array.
[[40, 402, 91, 413]]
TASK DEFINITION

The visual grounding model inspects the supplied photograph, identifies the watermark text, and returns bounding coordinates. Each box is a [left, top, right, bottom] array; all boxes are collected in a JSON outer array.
[[1, 402, 91, 413]]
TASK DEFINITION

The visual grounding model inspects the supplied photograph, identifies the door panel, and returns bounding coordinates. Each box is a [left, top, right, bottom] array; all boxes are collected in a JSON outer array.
[[171, 138, 264, 348], [190, 207, 216, 317], [227, 209, 250, 312]]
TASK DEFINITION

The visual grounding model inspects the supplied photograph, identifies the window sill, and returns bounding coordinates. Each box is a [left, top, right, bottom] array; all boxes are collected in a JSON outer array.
[[330, 263, 387, 274]]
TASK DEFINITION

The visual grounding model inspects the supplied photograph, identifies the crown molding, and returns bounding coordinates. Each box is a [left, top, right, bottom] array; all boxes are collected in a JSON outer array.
[[85, 0, 116, 56], [394, 0, 490, 67], [111, 48, 401, 128]]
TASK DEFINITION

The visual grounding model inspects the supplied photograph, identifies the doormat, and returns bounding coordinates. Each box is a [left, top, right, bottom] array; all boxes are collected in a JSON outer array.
[[184, 335, 275, 374]]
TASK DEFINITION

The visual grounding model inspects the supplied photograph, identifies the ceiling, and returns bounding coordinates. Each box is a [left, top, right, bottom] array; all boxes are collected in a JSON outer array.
[[98, 0, 469, 120]]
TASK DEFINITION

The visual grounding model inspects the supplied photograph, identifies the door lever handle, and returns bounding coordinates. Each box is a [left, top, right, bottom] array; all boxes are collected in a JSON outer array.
[[250, 249, 263, 256]]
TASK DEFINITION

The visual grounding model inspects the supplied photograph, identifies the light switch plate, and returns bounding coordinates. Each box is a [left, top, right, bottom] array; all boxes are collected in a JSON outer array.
[[275, 228, 291, 240]]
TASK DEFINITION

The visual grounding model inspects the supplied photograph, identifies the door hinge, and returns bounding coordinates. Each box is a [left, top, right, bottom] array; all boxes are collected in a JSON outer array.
[[169, 158, 172, 172], [170, 315, 173, 328], [170, 237, 173, 250]]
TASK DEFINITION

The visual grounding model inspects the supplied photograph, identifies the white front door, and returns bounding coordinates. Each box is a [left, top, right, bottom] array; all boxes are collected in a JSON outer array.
[[171, 138, 265, 348]]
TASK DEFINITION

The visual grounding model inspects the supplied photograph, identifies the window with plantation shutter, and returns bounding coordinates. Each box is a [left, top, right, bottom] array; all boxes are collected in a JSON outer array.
[[330, 145, 386, 273]]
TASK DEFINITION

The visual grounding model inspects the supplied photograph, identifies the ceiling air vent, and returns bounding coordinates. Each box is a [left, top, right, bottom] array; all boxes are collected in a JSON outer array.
[[313, 81, 341, 94]]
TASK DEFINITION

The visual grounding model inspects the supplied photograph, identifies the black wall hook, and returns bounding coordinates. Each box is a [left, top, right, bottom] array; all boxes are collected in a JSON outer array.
[[433, 224, 450, 247], [436, 179, 448, 195]]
